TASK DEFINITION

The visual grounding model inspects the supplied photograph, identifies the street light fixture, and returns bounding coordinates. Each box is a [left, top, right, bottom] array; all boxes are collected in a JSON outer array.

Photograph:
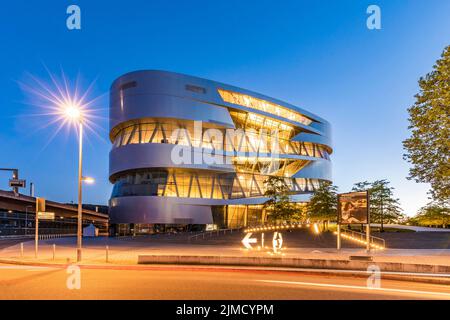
[[82, 176, 95, 184], [63, 103, 92, 262], [20, 70, 100, 262]]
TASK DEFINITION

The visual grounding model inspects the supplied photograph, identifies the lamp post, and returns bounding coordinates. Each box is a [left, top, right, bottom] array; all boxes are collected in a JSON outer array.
[[63, 106, 95, 262], [76, 120, 83, 262], [23, 73, 99, 261]]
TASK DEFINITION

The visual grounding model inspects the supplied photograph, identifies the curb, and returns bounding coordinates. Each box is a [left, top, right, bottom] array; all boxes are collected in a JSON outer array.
[[137, 255, 450, 285], [137, 254, 450, 273], [2, 256, 449, 285]]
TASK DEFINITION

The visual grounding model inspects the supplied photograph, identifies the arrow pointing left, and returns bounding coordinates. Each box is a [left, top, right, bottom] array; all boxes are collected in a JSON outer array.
[[242, 232, 257, 249]]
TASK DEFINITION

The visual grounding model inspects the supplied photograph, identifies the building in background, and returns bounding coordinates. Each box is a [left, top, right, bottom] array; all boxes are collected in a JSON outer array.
[[109, 70, 332, 235], [0, 190, 108, 236]]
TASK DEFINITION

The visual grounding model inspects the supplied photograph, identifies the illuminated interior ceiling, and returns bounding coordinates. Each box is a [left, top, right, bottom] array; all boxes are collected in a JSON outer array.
[[232, 158, 310, 177], [111, 120, 331, 160], [218, 89, 313, 126], [229, 110, 296, 140]]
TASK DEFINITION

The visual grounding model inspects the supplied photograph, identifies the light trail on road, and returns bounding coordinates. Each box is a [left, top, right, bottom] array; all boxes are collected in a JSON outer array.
[[0, 262, 449, 299], [256, 279, 450, 299]]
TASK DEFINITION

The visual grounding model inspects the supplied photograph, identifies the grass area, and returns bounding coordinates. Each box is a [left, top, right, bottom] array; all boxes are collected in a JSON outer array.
[[373, 227, 415, 233], [326, 224, 416, 233]]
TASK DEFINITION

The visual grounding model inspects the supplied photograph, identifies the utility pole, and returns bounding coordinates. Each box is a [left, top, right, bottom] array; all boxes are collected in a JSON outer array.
[[77, 121, 83, 262], [0, 168, 25, 196]]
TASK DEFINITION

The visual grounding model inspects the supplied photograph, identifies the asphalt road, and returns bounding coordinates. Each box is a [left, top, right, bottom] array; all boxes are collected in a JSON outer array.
[[0, 264, 449, 300], [0, 239, 23, 250]]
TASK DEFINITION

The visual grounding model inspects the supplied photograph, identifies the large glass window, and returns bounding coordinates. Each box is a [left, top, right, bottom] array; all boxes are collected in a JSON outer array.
[[111, 120, 330, 161], [111, 169, 324, 200], [218, 89, 313, 126]]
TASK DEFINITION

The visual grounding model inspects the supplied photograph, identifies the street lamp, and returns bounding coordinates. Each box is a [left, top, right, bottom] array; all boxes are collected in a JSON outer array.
[[82, 176, 95, 184], [63, 104, 93, 262], [19, 70, 102, 261], [21, 71, 100, 262]]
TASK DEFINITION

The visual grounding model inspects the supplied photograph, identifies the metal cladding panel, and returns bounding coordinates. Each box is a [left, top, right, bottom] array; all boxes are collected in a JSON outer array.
[[110, 70, 329, 128], [291, 132, 333, 150], [292, 159, 332, 181], [309, 120, 332, 139], [110, 94, 235, 133], [109, 143, 234, 179], [109, 196, 213, 224]]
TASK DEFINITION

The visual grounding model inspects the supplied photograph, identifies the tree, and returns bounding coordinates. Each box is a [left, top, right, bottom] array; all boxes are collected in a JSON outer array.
[[263, 176, 297, 222], [306, 181, 338, 231], [403, 45, 450, 202], [352, 180, 403, 231], [409, 202, 450, 228], [290, 204, 308, 222]]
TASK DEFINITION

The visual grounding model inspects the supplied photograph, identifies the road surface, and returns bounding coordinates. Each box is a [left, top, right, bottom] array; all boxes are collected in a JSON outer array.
[[0, 264, 449, 300], [0, 239, 23, 250]]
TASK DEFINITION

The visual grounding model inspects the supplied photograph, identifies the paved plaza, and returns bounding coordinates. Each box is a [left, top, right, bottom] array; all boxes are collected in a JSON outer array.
[[1, 229, 449, 267]]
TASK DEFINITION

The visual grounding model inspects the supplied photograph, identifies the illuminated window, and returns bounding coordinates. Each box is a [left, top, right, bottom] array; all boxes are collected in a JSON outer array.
[[111, 120, 331, 161], [218, 89, 313, 126], [111, 169, 325, 200]]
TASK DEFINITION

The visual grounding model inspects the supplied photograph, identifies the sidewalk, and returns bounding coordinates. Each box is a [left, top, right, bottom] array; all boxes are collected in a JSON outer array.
[[1, 237, 450, 272]]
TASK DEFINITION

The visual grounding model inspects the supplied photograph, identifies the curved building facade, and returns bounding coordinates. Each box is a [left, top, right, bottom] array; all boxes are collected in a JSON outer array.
[[109, 70, 332, 234]]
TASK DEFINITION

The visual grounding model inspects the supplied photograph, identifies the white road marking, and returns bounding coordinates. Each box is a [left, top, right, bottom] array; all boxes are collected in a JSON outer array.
[[0, 266, 54, 271], [256, 280, 450, 298]]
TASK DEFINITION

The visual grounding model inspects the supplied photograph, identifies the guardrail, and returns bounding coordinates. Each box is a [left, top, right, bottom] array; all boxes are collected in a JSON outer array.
[[37, 234, 76, 240], [188, 228, 242, 241], [0, 234, 76, 241], [338, 229, 385, 250]]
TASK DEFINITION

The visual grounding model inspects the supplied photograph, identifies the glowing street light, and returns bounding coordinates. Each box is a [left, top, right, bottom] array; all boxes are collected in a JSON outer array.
[[61, 102, 86, 262], [20, 70, 103, 262], [61, 103, 96, 262], [82, 176, 95, 184], [65, 105, 81, 120]]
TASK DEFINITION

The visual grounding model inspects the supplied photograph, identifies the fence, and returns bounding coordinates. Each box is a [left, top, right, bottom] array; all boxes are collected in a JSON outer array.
[[340, 228, 386, 250], [188, 228, 242, 241], [0, 234, 76, 241]]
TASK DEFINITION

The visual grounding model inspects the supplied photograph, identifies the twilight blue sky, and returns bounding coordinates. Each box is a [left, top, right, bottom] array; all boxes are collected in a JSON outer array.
[[0, 0, 449, 215]]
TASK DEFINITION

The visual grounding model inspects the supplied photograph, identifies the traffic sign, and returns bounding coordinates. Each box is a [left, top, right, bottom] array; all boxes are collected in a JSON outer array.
[[241, 233, 257, 249], [38, 212, 55, 220], [9, 179, 26, 188], [36, 197, 46, 212], [242, 230, 285, 253], [272, 232, 283, 253]]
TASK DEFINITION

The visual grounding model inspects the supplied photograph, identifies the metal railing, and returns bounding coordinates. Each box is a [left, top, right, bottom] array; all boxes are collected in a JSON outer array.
[[340, 229, 386, 249], [37, 234, 76, 240], [188, 228, 242, 241], [0, 234, 76, 241]]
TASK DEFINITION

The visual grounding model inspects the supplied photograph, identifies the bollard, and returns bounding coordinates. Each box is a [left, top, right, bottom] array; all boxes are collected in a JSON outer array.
[[52, 244, 56, 260], [106, 245, 109, 263], [20, 242, 24, 258]]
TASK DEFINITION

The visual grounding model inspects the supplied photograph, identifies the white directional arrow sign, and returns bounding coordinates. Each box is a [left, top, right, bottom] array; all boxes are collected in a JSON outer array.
[[272, 232, 283, 253], [242, 232, 257, 249]]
